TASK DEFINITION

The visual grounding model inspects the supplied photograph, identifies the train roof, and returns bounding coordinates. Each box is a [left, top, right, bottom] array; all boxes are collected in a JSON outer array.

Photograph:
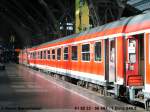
[[31, 12, 150, 49], [125, 12, 150, 33]]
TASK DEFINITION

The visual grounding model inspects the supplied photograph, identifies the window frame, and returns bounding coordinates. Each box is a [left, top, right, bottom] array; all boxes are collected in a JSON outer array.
[[30, 52, 33, 59], [52, 49, 56, 60], [71, 45, 78, 61], [94, 41, 102, 62], [40, 51, 43, 59], [81, 43, 91, 62], [57, 48, 61, 60], [44, 50, 46, 59], [47, 49, 51, 60], [63, 46, 69, 61], [38, 51, 40, 59], [34, 52, 36, 59], [37, 51, 40, 59]]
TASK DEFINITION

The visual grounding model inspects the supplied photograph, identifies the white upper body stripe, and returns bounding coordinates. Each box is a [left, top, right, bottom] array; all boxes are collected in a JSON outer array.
[[29, 29, 150, 52]]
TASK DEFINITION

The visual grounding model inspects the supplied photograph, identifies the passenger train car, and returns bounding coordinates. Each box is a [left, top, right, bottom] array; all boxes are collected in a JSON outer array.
[[19, 12, 150, 109]]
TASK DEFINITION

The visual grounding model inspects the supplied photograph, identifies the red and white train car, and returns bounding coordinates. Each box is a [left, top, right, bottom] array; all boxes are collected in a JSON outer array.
[[19, 12, 150, 109], [18, 49, 29, 65]]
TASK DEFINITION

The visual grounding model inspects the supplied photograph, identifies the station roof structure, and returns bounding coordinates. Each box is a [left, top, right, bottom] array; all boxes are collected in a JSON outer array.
[[0, 0, 149, 48], [127, 0, 150, 12]]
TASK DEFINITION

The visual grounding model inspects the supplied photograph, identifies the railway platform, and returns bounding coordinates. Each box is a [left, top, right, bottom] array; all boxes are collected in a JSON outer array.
[[0, 63, 147, 112]]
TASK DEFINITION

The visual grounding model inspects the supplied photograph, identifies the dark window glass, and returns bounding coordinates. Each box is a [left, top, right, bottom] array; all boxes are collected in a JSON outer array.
[[64, 47, 68, 60], [57, 48, 61, 60], [40, 51, 43, 59], [37, 52, 39, 59], [31, 53, 32, 59], [34, 52, 36, 59], [82, 44, 90, 61], [52, 49, 55, 60], [44, 51, 46, 59], [38, 52, 40, 59], [47, 50, 50, 59], [95, 42, 101, 61], [72, 46, 78, 60]]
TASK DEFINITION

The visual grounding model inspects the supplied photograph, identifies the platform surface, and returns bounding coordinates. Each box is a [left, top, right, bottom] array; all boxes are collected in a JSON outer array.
[[0, 63, 146, 112]]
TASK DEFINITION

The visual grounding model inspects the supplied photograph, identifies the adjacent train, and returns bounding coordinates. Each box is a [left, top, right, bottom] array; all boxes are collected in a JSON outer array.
[[19, 12, 150, 109]]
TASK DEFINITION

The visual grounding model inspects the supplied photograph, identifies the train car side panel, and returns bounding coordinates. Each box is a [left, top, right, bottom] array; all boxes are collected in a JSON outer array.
[[145, 33, 150, 94], [116, 36, 124, 85]]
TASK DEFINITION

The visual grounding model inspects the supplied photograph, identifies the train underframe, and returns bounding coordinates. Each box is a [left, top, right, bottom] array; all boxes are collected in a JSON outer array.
[[25, 63, 150, 110]]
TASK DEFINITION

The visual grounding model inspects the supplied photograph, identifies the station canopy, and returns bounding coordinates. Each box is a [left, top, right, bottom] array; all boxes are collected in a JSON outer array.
[[127, 0, 150, 12]]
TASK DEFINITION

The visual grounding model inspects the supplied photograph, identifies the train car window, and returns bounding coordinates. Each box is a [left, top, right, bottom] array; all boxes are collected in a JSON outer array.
[[47, 50, 50, 59], [82, 44, 90, 61], [30, 53, 32, 59], [37, 52, 38, 59], [32, 53, 34, 59], [40, 51, 43, 59], [35, 52, 37, 59], [30, 53, 31, 59], [33, 52, 34, 59], [64, 47, 68, 60], [94, 42, 101, 61], [52, 49, 55, 60], [33, 52, 36, 59], [44, 50, 46, 59], [35, 52, 36, 59], [57, 48, 61, 60], [71, 46, 78, 60], [38, 52, 40, 59], [128, 39, 136, 63]]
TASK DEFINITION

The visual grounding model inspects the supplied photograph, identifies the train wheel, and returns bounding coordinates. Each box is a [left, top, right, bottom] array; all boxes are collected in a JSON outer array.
[[61, 76, 66, 81], [145, 99, 150, 111], [85, 82, 89, 89]]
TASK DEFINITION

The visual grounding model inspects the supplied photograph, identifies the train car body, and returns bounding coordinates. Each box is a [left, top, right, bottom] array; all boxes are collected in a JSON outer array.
[[19, 12, 150, 109], [18, 49, 28, 65]]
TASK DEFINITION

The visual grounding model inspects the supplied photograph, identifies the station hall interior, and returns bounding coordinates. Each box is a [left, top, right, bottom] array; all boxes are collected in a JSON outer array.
[[0, 0, 150, 112]]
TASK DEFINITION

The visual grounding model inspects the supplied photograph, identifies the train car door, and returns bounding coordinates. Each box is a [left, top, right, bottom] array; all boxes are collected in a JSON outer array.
[[105, 38, 116, 82], [126, 34, 144, 86], [109, 38, 116, 82]]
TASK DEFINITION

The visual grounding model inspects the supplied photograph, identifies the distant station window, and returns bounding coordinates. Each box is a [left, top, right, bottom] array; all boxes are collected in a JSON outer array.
[[94, 42, 102, 61], [64, 47, 68, 60], [72, 46, 78, 60], [57, 48, 61, 60], [52, 49, 55, 60], [47, 50, 50, 59], [82, 44, 90, 61]]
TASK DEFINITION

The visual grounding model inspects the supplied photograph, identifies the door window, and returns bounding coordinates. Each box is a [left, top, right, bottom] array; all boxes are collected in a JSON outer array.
[[110, 39, 115, 62], [128, 39, 136, 63]]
